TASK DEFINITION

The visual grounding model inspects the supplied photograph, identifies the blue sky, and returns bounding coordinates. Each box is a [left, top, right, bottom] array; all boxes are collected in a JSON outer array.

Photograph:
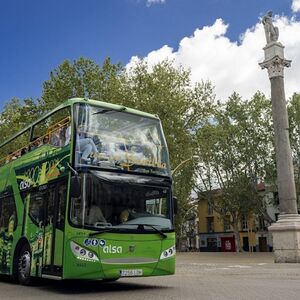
[[0, 0, 298, 110]]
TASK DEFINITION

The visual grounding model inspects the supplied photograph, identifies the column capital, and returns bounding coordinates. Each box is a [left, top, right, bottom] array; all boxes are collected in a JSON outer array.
[[259, 55, 291, 79]]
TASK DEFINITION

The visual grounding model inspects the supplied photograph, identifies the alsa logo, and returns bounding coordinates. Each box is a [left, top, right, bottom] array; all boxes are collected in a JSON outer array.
[[19, 180, 31, 191], [99, 240, 122, 254], [103, 245, 123, 254]]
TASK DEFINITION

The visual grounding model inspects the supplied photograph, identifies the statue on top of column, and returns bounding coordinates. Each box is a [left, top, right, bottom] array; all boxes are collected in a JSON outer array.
[[262, 11, 279, 44]]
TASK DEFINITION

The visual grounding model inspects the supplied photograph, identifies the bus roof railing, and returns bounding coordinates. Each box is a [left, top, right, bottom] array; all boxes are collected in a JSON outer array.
[[0, 116, 71, 166]]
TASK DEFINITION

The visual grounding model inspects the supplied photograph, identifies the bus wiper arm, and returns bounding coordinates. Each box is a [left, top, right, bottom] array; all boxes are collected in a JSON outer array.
[[89, 228, 116, 237], [136, 224, 167, 239]]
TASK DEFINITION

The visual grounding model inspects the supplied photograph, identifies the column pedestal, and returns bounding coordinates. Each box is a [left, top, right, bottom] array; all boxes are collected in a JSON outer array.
[[268, 214, 300, 263]]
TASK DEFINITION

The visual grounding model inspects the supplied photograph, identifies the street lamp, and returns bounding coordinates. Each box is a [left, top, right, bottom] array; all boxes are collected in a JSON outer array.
[[171, 155, 199, 176], [180, 203, 198, 251], [172, 155, 199, 251], [181, 204, 198, 234]]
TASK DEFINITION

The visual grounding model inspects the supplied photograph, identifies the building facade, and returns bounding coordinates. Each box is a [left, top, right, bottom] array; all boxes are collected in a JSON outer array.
[[196, 184, 279, 252]]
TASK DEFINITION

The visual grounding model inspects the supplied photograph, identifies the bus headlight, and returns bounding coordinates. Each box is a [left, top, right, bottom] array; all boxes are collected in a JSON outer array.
[[160, 245, 176, 260], [70, 241, 99, 262]]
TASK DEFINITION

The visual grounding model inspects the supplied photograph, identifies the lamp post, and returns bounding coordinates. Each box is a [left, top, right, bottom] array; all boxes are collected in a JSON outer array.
[[180, 204, 198, 251], [172, 155, 199, 251], [171, 155, 199, 176]]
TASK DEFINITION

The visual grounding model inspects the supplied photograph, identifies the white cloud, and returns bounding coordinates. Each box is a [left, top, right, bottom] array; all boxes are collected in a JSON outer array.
[[127, 16, 300, 101], [292, 0, 300, 12], [146, 0, 166, 7]]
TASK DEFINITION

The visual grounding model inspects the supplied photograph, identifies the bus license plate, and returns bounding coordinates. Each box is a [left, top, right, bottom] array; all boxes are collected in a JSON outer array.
[[120, 269, 143, 277]]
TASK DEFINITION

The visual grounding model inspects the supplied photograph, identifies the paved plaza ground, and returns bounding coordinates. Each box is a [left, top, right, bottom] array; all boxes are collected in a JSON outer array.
[[175, 252, 300, 299], [1, 252, 300, 300]]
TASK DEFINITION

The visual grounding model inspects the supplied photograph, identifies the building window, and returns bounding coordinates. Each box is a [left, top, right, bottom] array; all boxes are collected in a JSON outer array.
[[223, 215, 231, 232], [207, 201, 213, 215], [258, 216, 267, 231], [207, 217, 214, 232], [207, 237, 217, 249], [241, 215, 248, 230]]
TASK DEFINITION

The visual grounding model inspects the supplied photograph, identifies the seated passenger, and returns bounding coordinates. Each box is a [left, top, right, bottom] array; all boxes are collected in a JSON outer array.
[[50, 130, 61, 147], [86, 201, 106, 225], [21, 147, 28, 156], [11, 150, 21, 160], [30, 137, 41, 150], [64, 125, 71, 146], [120, 204, 136, 223], [43, 135, 50, 145]]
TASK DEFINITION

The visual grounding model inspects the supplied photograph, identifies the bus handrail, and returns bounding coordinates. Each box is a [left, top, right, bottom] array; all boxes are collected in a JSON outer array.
[[0, 118, 71, 167]]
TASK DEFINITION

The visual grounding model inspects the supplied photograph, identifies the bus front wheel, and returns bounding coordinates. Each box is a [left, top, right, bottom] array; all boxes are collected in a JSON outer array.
[[18, 244, 32, 285]]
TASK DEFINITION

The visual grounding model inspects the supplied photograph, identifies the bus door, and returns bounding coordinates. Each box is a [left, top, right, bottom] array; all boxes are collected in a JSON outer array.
[[42, 179, 67, 277]]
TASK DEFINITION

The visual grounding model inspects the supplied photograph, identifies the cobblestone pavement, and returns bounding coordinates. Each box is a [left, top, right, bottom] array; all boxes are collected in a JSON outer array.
[[1, 252, 300, 300]]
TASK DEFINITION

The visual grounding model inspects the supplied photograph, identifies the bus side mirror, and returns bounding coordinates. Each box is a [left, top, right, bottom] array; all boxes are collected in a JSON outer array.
[[173, 197, 178, 215], [71, 176, 81, 198]]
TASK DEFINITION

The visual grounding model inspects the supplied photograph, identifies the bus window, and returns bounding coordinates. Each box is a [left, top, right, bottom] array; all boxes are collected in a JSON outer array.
[[70, 194, 83, 227], [57, 183, 67, 230], [46, 188, 55, 226], [28, 192, 45, 226], [0, 195, 17, 231], [70, 173, 172, 230], [46, 181, 67, 230]]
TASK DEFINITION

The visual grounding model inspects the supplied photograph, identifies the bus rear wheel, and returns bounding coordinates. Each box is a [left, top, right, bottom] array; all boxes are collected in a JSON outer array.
[[17, 244, 32, 285]]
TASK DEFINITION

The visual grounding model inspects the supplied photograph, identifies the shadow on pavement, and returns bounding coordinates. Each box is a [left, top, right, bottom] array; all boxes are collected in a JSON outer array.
[[1, 275, 171, 294], [34, 279, 171, 295]]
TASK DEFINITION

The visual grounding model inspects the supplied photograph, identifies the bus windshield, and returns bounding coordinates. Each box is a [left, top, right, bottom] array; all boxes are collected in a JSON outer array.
[[70, 172, 172, 231], [74, 103, 170, 176]]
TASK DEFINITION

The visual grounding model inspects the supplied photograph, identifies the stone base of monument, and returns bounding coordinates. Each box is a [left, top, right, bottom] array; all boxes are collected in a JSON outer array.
[[269, 214, 300, 263], [263, 41, 284, 60]]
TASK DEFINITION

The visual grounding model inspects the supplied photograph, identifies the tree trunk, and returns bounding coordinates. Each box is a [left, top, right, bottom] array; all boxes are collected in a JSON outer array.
[[232, 222, 243, 252]]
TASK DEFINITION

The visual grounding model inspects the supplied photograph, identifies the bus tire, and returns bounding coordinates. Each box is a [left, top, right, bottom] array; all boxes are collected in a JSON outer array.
[[17, 244, 32, 285]]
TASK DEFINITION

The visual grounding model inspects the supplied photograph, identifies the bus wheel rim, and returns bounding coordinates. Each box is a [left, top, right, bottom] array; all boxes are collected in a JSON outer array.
[[19, 251, 31, 279]]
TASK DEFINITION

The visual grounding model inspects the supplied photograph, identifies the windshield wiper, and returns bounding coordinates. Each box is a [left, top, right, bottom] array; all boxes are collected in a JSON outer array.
[[134, 224, 167, 239], [89, 228, 116, 237], [89, 224, 168, 239]]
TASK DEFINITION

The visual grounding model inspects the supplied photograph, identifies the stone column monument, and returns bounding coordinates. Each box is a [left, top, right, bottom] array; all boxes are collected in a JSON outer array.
[[259, 11, 300, 262]]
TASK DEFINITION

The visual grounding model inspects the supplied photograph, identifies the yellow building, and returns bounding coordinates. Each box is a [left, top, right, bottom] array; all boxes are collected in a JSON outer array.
[[198, 196, 258, 252]]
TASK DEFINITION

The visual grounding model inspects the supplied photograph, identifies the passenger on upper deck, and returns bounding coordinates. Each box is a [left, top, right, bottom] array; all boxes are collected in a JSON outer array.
[[30, 137, 41, 150], [42, 135, 50, 145], [76, 125, 100, 165]]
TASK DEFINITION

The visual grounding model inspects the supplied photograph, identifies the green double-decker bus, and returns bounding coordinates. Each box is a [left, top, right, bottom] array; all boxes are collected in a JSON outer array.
[[0, 98, 176, 285]]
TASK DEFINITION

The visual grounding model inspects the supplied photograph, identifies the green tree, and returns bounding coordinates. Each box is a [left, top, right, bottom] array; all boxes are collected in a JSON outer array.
[[41, 57, 124, 112], [195, 92, 274, 251], [0, 97, 41, 160], [0, 97, 41, 144], [288, 93, 300, 203]]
